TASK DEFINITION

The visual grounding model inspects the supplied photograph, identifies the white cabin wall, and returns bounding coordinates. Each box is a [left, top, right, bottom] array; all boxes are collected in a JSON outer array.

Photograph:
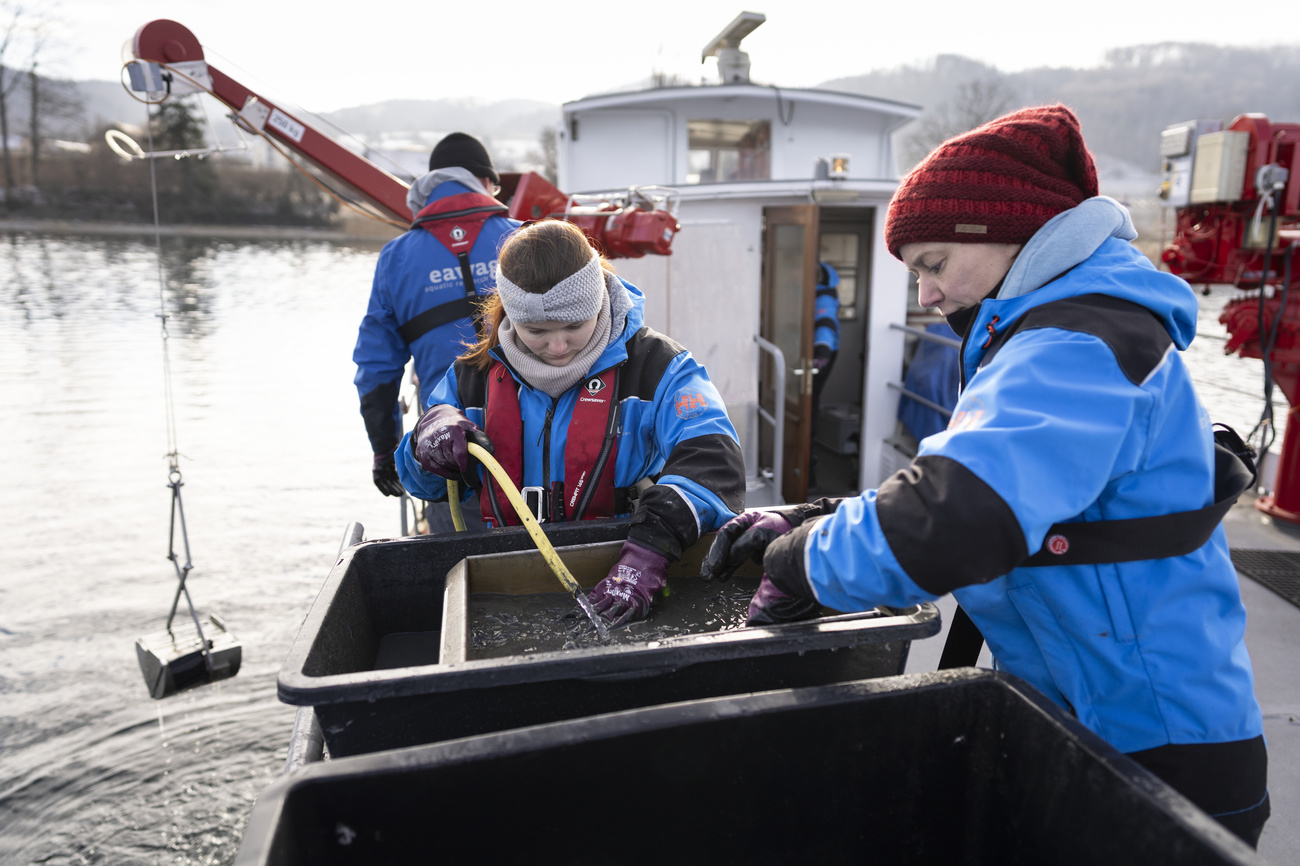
[[559, 109, 676, 190], [769, 102, 893, 180], [860, 202, 910, 491], [616, 202, 764, 480], [561, 91, 913, 192], [613, 255, 670, 331]]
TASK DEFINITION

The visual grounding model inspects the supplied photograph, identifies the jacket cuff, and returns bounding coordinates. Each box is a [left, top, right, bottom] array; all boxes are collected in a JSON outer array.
[[778, 497, 843, 527], [762, 518, 821, 600], [360, 380, 402, 456], [627, 485, 701, 561]]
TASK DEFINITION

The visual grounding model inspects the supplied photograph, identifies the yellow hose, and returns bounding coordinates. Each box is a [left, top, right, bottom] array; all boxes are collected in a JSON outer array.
[[446, 442, 582, 596], [446, 479, 467, 532]]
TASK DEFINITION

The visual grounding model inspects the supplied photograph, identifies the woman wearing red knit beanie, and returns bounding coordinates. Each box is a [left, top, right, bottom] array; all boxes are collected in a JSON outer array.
[[705, 104, 1270, 846]]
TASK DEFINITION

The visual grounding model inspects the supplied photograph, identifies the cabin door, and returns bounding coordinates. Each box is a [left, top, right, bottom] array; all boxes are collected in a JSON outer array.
[[760, 205, 820, 503]]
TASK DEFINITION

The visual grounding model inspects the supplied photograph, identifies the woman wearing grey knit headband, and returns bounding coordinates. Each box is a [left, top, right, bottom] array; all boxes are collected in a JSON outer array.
[[396, 220, 746, 626]]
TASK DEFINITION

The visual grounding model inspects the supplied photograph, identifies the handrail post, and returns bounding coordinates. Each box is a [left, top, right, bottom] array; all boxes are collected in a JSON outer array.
[[754, 335, 786, 505]]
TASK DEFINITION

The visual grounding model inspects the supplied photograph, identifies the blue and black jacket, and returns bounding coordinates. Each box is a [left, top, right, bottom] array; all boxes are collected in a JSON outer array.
[[353, 179, 520, 457], [813, 262, 841, 365], [766, 199, 1264, 768], [397, 280, 746, 559]]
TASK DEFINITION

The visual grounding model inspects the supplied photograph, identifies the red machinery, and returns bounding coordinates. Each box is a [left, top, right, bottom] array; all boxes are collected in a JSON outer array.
[[1161, 113, 1300, 521], [126, 19, 679, 258]]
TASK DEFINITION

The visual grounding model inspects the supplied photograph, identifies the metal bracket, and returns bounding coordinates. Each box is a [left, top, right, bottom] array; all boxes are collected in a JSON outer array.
[[234, 96, 271, 135]]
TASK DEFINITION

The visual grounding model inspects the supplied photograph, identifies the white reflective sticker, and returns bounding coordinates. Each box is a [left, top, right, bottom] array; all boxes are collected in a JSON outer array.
[[268, 109, 306, 143]]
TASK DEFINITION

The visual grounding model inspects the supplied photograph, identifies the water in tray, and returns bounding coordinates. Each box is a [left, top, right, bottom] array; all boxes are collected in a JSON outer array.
[[470, 576, 764, 659]]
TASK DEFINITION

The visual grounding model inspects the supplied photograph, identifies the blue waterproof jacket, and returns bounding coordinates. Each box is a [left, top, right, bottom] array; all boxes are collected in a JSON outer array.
[[397, 279, 746, 559], [791, 198, 1262, 754], [353, 179, 520, 457], [813, 263, 841, 358]]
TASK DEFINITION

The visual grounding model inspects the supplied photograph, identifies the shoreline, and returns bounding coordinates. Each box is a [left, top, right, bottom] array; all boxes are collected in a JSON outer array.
[[0, 217, 400, 244]]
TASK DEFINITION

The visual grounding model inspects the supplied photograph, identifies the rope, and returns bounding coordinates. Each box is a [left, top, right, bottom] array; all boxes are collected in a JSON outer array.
[[143, 106, 213, 669]]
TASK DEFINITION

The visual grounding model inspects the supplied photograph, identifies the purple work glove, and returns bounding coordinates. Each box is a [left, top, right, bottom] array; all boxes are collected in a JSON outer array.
[[700, 510, 794, 582], [588, 540, 670, 626], [746, 575, 820, 627], [410, 404, 493, 488]]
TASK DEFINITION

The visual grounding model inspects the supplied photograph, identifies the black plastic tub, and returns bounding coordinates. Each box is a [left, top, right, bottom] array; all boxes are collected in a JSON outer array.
[[240, 669, 1264, 865], [278, 519, 939, 757]]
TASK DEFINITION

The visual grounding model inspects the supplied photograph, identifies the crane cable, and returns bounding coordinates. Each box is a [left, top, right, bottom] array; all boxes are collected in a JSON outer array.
[[142, 108, 216, 671]]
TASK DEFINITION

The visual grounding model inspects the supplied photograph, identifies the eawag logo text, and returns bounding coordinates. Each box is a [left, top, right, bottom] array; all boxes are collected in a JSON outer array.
[[425, 258, 497, 291]]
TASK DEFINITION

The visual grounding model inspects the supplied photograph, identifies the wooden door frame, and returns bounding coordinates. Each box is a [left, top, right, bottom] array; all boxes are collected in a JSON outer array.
[[760, 204, 820, 503]]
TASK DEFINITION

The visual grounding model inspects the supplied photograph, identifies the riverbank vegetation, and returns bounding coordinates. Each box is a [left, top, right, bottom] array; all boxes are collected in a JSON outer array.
[[7, 101, 339, 227]]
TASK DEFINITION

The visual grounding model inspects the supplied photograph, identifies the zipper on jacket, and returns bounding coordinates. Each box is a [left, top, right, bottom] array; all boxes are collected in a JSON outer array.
[[957, 315, 976, 391], [540, 398, 556, 518]]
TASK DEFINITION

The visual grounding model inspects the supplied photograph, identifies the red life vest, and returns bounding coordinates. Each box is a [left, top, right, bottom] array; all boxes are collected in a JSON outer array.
[[398, 192, 509, 346], [412, 191, 508, 253], [480, 361, 622, 527]]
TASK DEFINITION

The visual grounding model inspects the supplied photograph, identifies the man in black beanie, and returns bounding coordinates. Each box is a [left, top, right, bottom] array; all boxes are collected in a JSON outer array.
[[353, 132, 519, 531]]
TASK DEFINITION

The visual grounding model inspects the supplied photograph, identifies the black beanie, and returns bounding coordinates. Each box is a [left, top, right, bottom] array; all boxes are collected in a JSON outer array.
[[428, 132, 499, 184]]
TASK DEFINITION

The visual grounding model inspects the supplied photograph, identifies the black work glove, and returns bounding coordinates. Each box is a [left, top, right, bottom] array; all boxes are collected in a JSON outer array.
[[372, 451, 405, 497], [701, 510, 794, 582]]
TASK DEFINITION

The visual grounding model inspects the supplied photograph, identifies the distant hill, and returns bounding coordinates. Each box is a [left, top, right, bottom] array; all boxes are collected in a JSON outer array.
[[821, 43, 1300, 172], [37, 82, 559, 177], [39, 42, 1300, 179], [320, 98, 557, 139]]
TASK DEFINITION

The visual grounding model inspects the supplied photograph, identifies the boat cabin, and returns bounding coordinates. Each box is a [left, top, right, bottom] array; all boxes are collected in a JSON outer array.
[[557, 38, 920, 504]]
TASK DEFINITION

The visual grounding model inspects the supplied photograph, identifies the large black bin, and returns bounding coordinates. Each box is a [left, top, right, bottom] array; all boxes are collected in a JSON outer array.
[[278, 519, 939, 757], [239, 669, 1264, 865]]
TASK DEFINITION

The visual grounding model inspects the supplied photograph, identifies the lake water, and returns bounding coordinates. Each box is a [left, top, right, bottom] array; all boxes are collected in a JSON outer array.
[[0, 230, 1284, 864]]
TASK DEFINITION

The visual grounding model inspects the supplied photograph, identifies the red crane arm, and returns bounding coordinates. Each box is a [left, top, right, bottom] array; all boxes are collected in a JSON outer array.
[[127, 19, 679, 257], [132, 19, 413, 222]]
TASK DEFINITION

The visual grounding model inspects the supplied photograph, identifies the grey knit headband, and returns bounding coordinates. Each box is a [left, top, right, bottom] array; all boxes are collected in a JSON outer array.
[[496, 253, 605, 323]]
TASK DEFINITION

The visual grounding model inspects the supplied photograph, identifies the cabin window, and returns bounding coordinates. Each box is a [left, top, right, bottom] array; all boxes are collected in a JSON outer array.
[[686, 120, 770, 183], [818, 232, 858, 320]]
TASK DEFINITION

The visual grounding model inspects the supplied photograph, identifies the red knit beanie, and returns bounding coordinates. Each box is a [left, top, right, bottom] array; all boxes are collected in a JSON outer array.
[[885, 104, 1098, 259]]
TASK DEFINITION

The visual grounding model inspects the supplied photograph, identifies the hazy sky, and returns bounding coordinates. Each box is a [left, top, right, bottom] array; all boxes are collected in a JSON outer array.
[[41, 0, 1300, 114]]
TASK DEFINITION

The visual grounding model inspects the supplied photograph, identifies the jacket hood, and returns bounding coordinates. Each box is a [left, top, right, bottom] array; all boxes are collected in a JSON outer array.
[[990, 196, 1198, 350], [406, 168, 487, 216]]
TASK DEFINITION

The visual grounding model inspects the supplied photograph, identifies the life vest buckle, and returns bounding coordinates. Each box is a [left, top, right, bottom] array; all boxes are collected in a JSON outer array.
[[521, 486, 546, 523]]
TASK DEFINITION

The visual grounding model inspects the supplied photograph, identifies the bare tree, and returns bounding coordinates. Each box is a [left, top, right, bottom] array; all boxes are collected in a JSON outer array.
[[26, 17, 43, 187], [522, 126, 558, 183], [902, 77, 1019, 170], [0, 4, 25, 197], [537, 126, 557, 182], [21, 5, 81, 191]]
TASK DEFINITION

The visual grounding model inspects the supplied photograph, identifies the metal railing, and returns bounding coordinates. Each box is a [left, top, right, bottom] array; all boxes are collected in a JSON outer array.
[[754, 335, 786, 505], [888, 322, 960, 420], [890, 321, 961, 348]]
